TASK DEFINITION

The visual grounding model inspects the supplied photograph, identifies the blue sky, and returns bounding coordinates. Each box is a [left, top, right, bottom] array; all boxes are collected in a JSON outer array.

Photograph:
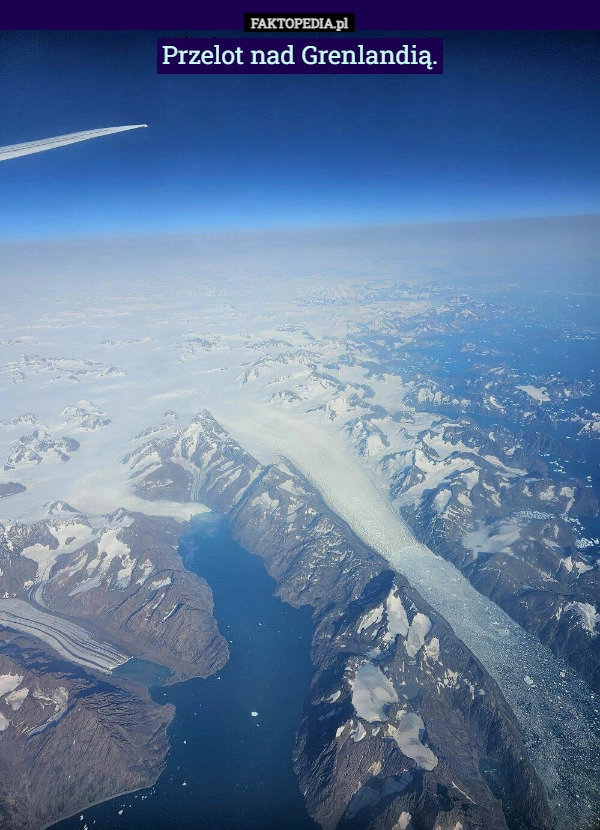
[[0, 30, 598, 238]]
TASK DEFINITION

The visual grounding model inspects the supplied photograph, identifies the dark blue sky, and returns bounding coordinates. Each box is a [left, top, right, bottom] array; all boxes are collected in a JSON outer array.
[[0, 30, 598, 238]]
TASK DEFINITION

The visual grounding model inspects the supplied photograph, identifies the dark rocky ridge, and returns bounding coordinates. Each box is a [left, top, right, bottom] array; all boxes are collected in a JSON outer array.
[[410, 496, 600, 694], [0, 630, 172, 830], [0, 504, 231, 828], [128, 411, 553, 830], [1, 510, 229, 684], [388, 416, 600, 693], [0, 482, 26, 499]]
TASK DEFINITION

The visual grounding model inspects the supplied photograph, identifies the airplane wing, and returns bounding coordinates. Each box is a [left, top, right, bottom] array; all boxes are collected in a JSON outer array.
[[0, 124, 147, 162]]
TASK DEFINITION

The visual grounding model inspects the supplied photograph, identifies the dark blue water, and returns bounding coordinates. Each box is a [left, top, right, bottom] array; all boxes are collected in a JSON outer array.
[[50, 514, 318, 830]]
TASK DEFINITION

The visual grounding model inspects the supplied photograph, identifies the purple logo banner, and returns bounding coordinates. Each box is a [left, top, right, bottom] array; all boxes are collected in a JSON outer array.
[[157, 38, 443, 74], [243, 13, 356, 32]]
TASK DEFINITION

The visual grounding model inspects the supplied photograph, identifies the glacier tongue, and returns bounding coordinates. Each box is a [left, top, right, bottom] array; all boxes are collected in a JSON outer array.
[[216, 404, 600, 829]]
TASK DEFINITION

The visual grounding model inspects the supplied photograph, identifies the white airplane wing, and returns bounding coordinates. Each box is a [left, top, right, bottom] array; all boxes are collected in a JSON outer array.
[[0, 124, 147, 162]]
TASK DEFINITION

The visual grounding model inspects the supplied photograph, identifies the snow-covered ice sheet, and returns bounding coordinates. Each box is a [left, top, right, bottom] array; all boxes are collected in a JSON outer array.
[[0, 270, 598, 827]]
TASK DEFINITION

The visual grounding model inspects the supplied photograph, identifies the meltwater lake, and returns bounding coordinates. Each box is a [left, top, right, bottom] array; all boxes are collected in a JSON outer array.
[[51, 515, 318, 830]]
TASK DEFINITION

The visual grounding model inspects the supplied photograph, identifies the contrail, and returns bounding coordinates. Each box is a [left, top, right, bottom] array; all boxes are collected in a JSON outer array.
[[0, 124, 147, 162]]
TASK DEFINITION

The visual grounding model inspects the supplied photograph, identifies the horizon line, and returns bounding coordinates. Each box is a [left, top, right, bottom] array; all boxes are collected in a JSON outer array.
[[0, 212, 598, 246]]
